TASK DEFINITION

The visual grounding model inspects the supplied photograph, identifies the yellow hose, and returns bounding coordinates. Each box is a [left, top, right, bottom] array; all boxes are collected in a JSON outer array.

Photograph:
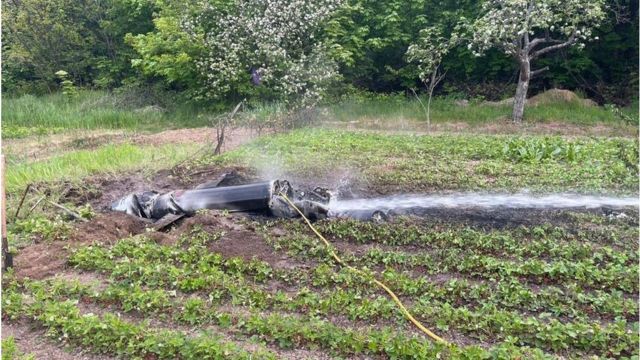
[[279, 193, 449, 345]]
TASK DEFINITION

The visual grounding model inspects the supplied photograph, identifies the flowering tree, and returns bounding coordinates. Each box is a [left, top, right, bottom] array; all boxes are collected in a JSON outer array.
[[467, 0, 606, 122], [182, 0, 342, 107]]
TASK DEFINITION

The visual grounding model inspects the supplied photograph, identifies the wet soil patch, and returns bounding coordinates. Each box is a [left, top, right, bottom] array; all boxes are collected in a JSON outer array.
[[359, 206, 639, 230]]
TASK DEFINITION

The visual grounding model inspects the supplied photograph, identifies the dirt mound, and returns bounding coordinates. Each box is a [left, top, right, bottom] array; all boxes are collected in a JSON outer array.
[[71, 213, 148, 244], [57, 165, 258, 209], [13, 242, 68, 280], [528, 88, 597, 107], [162, 213, 300, 269], [13, 213, 148, 280]]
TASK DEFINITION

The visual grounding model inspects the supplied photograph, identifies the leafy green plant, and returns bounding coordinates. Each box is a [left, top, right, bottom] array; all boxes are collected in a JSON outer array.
[[502, 138, 583, 163], [1, 336, 34, 360], [55, 70, 78, 98], [13, 216, 71, 242]]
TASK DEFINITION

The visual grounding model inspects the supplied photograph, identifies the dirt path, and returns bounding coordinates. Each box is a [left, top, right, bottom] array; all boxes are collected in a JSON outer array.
[[2, 127, 262, 164]]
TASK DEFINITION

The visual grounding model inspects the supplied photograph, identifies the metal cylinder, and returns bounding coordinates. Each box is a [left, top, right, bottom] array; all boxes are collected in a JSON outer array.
[[174, 181, 274, 213]]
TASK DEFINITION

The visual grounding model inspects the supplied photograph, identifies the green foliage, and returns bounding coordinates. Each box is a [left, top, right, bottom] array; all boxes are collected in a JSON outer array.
[[2, 0, 155, 94], [211, 129, 638, 193], [126, 12, 206, 100], [502, 138, 584, 164], [55, 70, 78, 98], [1, 0, 637, 106], [13, 216, 72, 242], [1, 337, 34, 360]]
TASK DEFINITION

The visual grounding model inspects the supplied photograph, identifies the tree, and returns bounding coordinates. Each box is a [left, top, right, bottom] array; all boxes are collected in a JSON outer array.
[[465, 0, 607, 122], [406, 26, 460, 127], [324, 0, 479, 91], [180, 0, 342, 107], [2, 0, 155, 94]]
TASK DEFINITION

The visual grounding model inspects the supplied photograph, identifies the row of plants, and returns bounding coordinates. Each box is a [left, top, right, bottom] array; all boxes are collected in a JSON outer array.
[[268, 230, 638, 293], [302, 219, 637, 264], [2, 282, 277, 359], [348, 248, 638, 293], [65, 238, 639, 356], [70, 234, 637, 320], [3, 278, 555, 359]]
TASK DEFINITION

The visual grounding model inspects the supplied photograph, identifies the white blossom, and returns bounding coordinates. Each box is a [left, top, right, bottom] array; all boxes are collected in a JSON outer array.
[[182, 0, 342, 106]]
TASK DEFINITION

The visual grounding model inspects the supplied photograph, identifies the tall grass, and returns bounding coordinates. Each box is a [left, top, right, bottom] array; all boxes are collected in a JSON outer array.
[[2, 90, 210, 137], [325, 94, 638, 125], [6, 143, 198, 193], [3, 90, 636, 140]]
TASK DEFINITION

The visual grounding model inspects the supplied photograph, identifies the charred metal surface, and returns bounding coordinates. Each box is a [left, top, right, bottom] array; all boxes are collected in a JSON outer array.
[[111, 179, 330, 221]]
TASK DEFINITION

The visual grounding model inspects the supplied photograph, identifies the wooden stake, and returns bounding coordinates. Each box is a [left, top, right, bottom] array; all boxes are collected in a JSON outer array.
[[13, 183, 32, 220], [1, 155, 12, 270]]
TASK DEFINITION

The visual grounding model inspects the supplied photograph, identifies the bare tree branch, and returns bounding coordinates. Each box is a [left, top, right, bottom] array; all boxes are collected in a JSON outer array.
[[611, 0, 631, 24], [531, 66, 549, 77], [531, 33, 576, 59]]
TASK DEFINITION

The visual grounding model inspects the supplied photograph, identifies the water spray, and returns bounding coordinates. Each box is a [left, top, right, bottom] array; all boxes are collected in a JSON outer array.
[[111, 178, 638, 221]]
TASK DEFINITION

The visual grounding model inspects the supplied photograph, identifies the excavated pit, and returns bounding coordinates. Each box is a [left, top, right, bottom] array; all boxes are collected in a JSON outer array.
[[11, 164, 638, 280]]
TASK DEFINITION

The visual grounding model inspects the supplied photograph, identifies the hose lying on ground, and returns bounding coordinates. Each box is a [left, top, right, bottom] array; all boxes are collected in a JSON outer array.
[[279, 192, 449, 345]]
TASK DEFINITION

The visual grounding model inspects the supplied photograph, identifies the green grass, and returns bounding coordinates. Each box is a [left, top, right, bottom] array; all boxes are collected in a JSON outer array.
[[3, 90, 637, 140], [326, 93, 638, 125], [1, 90, 210, 137], [5, 143, 198, 193], [206, 129, 639, 194], [1, 336, 34, 360]]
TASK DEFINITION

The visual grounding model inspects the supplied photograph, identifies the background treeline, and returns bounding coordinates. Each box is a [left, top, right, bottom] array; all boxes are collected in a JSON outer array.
[[3, 0, 638, 106]]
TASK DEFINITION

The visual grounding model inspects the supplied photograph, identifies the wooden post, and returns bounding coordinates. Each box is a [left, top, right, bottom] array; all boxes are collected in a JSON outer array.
[[1, 155, 12, 271]]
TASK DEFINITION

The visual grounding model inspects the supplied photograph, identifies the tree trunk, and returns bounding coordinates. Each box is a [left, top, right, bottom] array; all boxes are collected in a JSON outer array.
[[426, 70, 437, 130], [512, 58, 530, 123]]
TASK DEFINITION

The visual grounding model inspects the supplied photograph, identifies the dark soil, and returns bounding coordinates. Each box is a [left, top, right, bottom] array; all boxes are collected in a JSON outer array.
[[13, 212, 148, 279], [344, 206, 639, 230], [165, 212, 305, 269], [57, 165, 259, 210], [72, 212, 148, 244], [13, 241, 69, 280]]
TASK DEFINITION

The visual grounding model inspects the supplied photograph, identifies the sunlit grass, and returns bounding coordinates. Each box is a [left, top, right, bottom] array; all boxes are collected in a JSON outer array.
[[6, 143, 198, 193], [3, 90, 636, 140]]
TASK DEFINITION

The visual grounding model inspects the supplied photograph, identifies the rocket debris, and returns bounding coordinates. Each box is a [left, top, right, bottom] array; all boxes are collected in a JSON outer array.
[[111, 179, 331, 221]]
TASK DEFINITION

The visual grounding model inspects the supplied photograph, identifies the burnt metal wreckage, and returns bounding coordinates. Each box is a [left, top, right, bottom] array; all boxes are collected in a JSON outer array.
[[111, 177, 332, 226]]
